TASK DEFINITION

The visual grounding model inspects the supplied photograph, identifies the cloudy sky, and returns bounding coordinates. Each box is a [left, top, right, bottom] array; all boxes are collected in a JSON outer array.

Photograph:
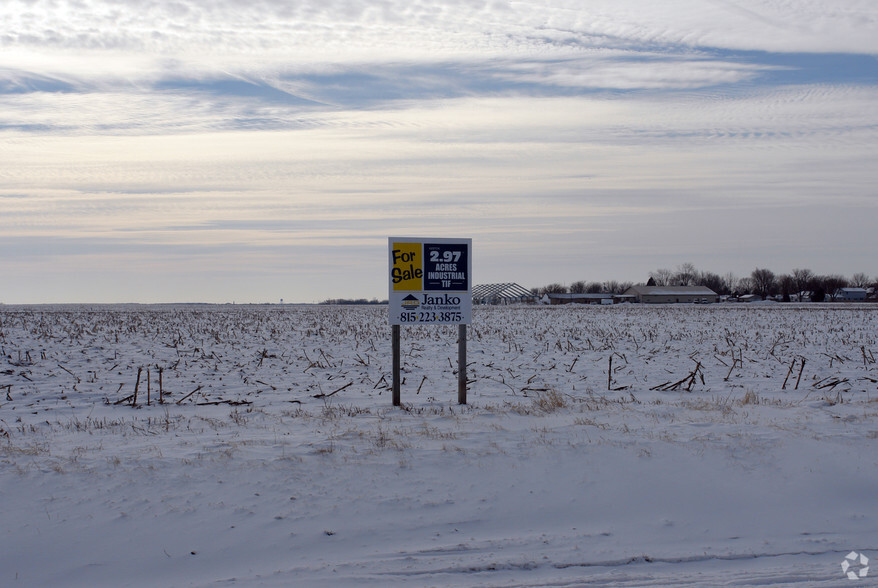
[[2, 0, 877, 303]]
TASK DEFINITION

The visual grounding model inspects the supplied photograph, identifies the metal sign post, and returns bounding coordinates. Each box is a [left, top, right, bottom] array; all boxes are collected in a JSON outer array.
[[392, 324, 401, 406], [388, 237, 472, 406], [458, 324, 467, 404]]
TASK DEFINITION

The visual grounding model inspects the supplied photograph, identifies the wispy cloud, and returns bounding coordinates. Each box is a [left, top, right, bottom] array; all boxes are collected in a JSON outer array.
[[5, 1, 878, 74]]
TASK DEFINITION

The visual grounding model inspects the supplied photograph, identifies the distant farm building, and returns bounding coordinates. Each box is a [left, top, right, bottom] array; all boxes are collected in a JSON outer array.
[[835, 287, 867, 301], [472, 283, 537, 305], [623, 285, 718, 304], [540, 293, 613, 305]]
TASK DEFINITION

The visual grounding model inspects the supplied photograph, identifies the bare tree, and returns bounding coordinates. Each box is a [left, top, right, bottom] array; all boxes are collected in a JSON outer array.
[[602, 280, 621, 294], [600, 281, 633, 294], [723, 272, 739, 295], [585, 281, 603, 294], [672, 262, 698, 286], [810, 277, 827, 302], [822, 274, 848, 300], [735, 277, 754, 296], [649, 268, 673, 287], [777, 274, 796, 301], [698, 271, 726, 294], [791, 268, 814, 297], [850, 272, 870, 288], [569, 281, 588, 294], [540, 283, 568, 295], [751, 268, 777, 300]]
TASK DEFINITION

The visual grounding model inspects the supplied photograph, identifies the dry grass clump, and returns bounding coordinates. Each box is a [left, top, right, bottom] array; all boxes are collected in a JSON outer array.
[[532, 389, 567, 412], [319, 401, 371, 421]]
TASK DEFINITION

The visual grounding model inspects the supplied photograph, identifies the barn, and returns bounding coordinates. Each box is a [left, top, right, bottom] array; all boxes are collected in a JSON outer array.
[[623, 285, 718, 304], [540, 293, 615, 305]]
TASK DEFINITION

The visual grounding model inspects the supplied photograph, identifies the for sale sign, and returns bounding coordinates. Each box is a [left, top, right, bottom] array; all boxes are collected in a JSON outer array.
[[389, 237, 472, 325]]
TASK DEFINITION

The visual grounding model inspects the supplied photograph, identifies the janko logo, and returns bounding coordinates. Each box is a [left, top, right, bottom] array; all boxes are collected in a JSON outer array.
[[399, 294, 460, 310], [391, 243, 422, 291], [401, 295, 420, 310]]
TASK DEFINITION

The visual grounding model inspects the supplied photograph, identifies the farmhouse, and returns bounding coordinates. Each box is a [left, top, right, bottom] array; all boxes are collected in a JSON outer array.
[[623, 285, 718, 304], [835, 287, 867, 301]]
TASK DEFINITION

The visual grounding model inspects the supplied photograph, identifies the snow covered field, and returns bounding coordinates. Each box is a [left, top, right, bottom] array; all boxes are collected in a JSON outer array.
[[2, 303, 877, 587]]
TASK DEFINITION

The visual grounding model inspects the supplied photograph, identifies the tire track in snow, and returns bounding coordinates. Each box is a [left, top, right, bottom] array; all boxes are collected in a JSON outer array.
[[361, 545, 870, 585]]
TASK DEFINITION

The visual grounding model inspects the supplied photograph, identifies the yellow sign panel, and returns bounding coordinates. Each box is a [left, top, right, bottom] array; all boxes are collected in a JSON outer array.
[[390, 242, 423, 291]]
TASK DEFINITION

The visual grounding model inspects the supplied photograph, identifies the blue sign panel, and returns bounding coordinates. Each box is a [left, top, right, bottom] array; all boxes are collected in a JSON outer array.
[[424, 242, 468, 292]]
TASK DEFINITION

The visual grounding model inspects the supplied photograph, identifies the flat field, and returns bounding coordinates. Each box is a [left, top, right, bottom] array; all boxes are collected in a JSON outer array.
[[2, 303, 877, 586]]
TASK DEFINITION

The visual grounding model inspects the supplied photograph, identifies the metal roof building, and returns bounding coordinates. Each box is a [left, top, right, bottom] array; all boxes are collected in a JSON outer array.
[[623, 285, 718, 304], [540, 293, 614, 305], [472, 283, 536, 305], [835, 287, 868, 301]]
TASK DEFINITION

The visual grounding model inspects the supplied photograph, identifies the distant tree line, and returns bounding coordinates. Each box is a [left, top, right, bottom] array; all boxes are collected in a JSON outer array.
[[531, 263, 876, 302], [533, 280, 636, 296], [320, 298, 387, 305]]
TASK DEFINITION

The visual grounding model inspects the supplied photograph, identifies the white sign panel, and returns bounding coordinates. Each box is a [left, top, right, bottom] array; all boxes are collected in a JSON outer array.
[[388, 237, 472, 325]]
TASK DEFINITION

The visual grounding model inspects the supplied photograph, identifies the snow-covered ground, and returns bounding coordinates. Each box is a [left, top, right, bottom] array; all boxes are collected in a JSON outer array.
[[2, 303, 877, 587]]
